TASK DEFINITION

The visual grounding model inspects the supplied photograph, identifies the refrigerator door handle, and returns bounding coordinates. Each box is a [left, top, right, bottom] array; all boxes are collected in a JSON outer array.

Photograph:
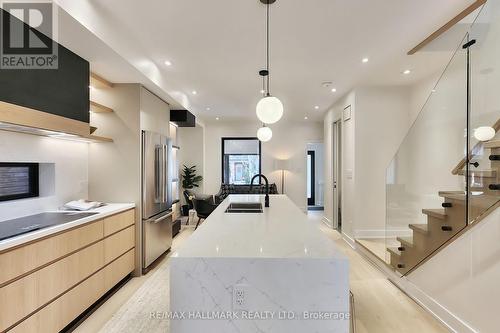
[[148, 211, 172, 224], [154, 145, 162, 203], [162, 144, 168, 203]]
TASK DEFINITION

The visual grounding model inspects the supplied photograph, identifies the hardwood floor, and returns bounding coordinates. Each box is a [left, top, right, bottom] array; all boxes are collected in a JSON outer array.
[[73, 214, 450, 333]]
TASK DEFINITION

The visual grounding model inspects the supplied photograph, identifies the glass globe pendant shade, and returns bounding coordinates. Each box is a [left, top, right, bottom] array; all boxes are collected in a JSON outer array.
[[257, 126, 273, 142], [256, 96, 283, 124], [474, 126, 495, 142]]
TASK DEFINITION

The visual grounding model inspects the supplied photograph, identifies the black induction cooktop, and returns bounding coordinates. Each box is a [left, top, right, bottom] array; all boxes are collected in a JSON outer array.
[[0, 212, 98, 241]]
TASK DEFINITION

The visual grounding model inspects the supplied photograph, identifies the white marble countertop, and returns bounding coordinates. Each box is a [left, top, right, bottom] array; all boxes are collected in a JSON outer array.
[[0, 203, 135, 252], [174, 195, 345, 259]]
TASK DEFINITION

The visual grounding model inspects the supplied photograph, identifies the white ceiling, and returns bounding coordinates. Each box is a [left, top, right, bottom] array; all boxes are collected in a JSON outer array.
[[54, 0, 476, 122]]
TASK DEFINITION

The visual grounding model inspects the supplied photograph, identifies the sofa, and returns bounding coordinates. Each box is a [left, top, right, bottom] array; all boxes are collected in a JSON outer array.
[[215, 183, 279, 203]]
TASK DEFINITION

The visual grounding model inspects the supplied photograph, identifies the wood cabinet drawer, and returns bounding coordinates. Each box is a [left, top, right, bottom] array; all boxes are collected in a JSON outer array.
[[103, 209, 135, 236], [9, 250, 135, 333], [0, 242, 104, 331], [0, 220, 103, 286], [9, 267, 106, 333], [104, 225, 135, 264], [105, 249, 135, 290]]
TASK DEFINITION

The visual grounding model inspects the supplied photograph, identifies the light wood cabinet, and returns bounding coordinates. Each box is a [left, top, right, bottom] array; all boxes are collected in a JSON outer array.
[[0, 208, 135, 332], [103, 209, 134, 236], [0, 220, 103, 286], [104, 225, 135, 263], [9, 250, 135, 333]]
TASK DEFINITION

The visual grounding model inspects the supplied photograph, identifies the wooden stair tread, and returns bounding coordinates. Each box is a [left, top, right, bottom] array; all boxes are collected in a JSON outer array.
[[422, 208, 447, 220], [484, 140, 500, 148], [397, 236, 413, 247], [438, 191, 465, 200], [409, 224, 428, 234], [387, 247, 401, 256], [457, 169, 497, 178]]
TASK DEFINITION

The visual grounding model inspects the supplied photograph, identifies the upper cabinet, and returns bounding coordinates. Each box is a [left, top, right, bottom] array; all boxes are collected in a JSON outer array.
[[0, 8, 90, 124]]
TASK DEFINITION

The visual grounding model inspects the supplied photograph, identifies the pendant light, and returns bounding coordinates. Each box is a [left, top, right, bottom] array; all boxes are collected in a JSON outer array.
[[474, 126, 495, 142], [257, 124, 273, 142], [256, 0, 283, 125]]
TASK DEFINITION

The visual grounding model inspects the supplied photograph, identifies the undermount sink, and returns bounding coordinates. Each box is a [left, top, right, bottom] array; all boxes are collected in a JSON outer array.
[[225, 202, 263, 213]]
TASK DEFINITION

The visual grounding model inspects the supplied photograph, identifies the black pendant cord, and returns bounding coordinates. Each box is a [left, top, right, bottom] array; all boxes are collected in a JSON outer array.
[[262, 75, 266, 96], [266, 2, 270, 96]]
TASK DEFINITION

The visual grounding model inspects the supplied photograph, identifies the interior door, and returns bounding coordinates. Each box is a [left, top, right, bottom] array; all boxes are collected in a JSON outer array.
[[307, 150, 316, 206]]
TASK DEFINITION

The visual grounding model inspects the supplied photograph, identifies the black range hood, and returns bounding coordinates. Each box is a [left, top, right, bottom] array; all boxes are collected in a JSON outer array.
[[170, 109, 195, 127]]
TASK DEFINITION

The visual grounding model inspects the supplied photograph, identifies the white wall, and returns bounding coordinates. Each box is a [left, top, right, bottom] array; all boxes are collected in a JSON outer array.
[[89, 84, 141, 204], [203, 120, 323, 211], [0, 131, 88, 222], [408, 208, 500, 333], [354, 86, 412, 237], [324, 92, 355, 239], [89, 84, 170, 274], [323, 87, 412, 240], [178, 124, 205, 197]]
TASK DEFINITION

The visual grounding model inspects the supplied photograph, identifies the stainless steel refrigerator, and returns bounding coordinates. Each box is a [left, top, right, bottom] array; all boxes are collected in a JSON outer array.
[[142, 130, 173, 270]]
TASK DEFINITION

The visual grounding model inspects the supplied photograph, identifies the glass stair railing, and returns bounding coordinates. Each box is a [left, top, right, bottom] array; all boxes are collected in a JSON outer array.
[[386, 0, 500, 275]]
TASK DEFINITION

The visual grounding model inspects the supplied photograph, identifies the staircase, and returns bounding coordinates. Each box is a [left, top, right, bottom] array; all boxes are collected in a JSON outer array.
[[388, 140, 500, 275]]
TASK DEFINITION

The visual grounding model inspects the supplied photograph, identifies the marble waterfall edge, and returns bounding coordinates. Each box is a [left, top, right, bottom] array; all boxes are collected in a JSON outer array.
[[169, 195, 349, 332]]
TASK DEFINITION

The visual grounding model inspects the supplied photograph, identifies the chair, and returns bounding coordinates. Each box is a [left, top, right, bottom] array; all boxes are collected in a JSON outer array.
[[192, 195, 218, 230]]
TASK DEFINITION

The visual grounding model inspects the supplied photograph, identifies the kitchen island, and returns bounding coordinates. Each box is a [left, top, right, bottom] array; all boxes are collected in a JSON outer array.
[[170, 194, 349, 333]]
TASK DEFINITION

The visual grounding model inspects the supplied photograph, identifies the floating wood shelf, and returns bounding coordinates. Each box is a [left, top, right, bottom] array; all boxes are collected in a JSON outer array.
[[0, 101, 89, 136], [0, 101, 113, 143], [80, 134, 114, 143], [90, 101, 114, 113], [90, 72, 114, 89]]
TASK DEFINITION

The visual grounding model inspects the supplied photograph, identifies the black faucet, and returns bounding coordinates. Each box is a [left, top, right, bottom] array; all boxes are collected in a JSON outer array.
[[250, 174, 270, 207]]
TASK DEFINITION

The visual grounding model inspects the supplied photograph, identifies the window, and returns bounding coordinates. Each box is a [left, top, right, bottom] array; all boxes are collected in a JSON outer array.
[[222, 138, 261, 185], [0, 163, 39, 201]]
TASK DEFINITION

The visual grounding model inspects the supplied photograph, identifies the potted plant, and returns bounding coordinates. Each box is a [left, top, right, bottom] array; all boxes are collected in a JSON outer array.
[[181, 165, 203, 216]]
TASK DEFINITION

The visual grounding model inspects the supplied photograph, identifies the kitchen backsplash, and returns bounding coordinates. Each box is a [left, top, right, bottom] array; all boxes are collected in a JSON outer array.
[[0, 131, 88, 222]]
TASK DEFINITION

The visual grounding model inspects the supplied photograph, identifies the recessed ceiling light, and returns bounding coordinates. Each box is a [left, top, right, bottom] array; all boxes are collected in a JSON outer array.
[[164, 60, 172, 66], [206, 107, 211, 111], [402, 69, 411, 75], [331, 88, 337, 93], [314, 106, 319, 110], [260, 89, 265, 94], [304, 116, 308, 120], [215, 117, 219, 120], [192, 90, 197, 95], [362, 57, 369, 63]]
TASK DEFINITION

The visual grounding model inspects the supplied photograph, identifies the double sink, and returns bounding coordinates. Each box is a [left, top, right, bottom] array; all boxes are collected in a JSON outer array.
[[224, 202, 263, 213]]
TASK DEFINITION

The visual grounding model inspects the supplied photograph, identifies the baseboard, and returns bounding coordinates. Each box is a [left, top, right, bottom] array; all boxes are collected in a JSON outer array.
[[322, 216, 333, 228], [355, 242, 478, 333], [342, 232, 356, 249]]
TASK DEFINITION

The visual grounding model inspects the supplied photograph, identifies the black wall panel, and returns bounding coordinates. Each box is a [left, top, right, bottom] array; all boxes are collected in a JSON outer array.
[[0, 9, 90, 123]]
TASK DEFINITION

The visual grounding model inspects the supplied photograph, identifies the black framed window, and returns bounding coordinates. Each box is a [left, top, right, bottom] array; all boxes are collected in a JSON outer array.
[[222, 138, 261, 185], [0, 163, 39, 201]]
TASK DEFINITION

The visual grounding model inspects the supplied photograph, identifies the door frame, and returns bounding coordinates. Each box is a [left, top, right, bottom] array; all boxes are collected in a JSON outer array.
[[307, 150, 316, 206], [332, 119, 342, 231]]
